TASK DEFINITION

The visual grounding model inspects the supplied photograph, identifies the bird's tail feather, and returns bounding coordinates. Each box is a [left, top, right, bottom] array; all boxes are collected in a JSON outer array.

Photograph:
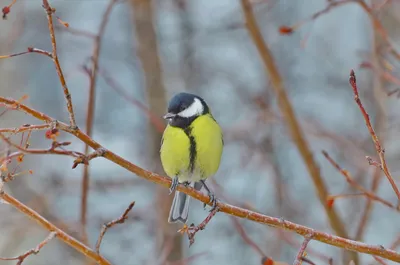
[[168, 181, 203, 223]]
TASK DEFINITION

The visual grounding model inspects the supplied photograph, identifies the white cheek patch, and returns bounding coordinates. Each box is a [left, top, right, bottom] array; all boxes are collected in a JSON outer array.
[[178, 98, 204, 118]]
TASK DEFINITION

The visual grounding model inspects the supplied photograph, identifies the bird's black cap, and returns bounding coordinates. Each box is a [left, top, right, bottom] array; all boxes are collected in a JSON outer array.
[[167, 92, 208, 114]]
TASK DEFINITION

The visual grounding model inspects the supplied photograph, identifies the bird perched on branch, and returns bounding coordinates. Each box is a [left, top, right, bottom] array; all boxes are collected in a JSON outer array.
[[160, 92, 223, 223]]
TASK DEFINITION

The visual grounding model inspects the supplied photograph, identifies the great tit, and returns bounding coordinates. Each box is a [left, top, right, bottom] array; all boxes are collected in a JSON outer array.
[[160, 92, 223, 223]]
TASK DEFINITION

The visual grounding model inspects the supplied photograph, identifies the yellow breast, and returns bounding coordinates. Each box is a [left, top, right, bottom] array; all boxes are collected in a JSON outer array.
[[160, 114, 223, 182]]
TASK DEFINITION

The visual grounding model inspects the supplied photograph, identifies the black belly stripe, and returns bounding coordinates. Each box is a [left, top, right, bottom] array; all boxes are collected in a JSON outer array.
[[184, 127, 196, 174]]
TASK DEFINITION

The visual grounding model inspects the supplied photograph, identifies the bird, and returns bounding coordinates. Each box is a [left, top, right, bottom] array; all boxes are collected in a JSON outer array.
[[160, 92, 224, 224]]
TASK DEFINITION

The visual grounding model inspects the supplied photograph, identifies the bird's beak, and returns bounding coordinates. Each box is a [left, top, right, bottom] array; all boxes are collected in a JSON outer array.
[[163, 113, 175, 120]]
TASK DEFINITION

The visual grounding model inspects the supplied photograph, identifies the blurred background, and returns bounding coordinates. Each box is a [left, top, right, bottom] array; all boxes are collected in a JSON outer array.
[[1, 0, 400, 264]]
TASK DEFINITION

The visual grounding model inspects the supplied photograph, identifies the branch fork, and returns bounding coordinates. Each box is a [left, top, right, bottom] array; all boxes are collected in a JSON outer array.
[[72, 148, 107, 169]]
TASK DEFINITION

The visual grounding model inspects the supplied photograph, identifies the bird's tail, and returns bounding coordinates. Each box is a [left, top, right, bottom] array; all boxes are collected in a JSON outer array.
[[168, 181, 203, 223]]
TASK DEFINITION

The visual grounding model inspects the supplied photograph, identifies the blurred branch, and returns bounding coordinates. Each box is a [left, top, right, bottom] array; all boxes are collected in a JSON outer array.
[[42, 0, 77, 129], [240, 1, 356, 263], [231, 216, 266, 257], [0, 133, 82, 159], [1, 98, 400, 262], [95, 201, 135, 253], [322, 151, 396, 210], [0, 190, 111, 265], [80, 0, 119, 244], [0, 232, 56, 265], [98, 67, 164, 132], [0, 47, 51, 59], [349, 70, 400, 207], [0, 124, 50, 134], [279, 0, 400, 61]]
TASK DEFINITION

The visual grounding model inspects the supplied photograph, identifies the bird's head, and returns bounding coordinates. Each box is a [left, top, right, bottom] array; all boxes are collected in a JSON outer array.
[[163, 92, 209, 127]]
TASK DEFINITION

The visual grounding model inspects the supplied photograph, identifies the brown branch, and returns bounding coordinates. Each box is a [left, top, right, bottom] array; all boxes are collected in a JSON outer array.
[[240, 1, 356, 263], [1, 97, 400, 262], [322, 151, 396, 210], [0, 191, 111, 265], [231, 216, 266, 257], [80, 0, 119, 244], [0, 232, 56, 265], [179, 206, 219, 247], [95, 201, 135, 253], [42, 0, 77, 128], [0, 47, 51, 59], [73, 148, 106, 169], [293, 234, 314, 265], [0, 133, 83, 159], [349, 70, 400, 207], [55, 25, 96, 39], [0, 124, 50, 134]]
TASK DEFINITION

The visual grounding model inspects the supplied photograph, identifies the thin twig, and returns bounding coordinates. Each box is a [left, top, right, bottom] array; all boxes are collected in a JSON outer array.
[[322, 150, 396, 210], [1, 97, 400, 262], [0, 47, 51, 59], [73, 148, 106, 169], [0, 232, 56, 265], [80, 0, 119, 244], [349, 70, 400, 207], [0, 124, 50, 134], [230, 216, 266, 257], [42, 0, 77, 129], [0, 133, 83, 158], [300, 257, 317, 265], [179, 206, 219, 247], [95, 201, 135, 253], [240, 1, 356, 264], [0, 191, 111, 265], [293, 233, 314, 265]]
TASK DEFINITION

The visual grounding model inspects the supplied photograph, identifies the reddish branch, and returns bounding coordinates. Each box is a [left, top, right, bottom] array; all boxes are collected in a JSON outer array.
[[322, 150, 396, 210], [1, 97, 400, 262], [0, 232, 56, 265], [42, 0, 77, 128], [0, 48, 51, 59], [0, 133, 83, 159], [349, 70, 400, 207], [0, 124, 50, 134], [293, 233, 314, 265], [178, 206, 219, 247], [95, 201, 135, 253], [0, 191, 111, 265], [81, 0, 119, 243], [231, 216, 266, 257]]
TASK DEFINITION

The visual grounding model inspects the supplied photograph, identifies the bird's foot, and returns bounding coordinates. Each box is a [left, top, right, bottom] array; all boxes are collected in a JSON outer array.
[[169, 177, 179, 195], [203, 191, 218, 212]]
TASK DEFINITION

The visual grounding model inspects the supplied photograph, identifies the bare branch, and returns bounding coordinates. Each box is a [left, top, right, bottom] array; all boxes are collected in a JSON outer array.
[[322, 150, 396, 210], [0, 133, 83, 159], [349, 70, 400, 207], [42, 0, 77, 128], [0, 191, 111, 265], [95, 201, 135, 253], [0, 232, 56, 265], [293, 233, 314, 265], [0, 124, 50, 134]]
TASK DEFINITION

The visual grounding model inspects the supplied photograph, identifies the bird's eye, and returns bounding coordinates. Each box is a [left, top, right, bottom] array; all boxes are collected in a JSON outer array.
[[179, 104, 186, 111]]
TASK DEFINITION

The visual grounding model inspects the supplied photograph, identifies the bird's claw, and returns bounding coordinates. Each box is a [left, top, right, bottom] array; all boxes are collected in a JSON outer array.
[[203, 192, 218, 212], [169, 177, 179, 195]]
